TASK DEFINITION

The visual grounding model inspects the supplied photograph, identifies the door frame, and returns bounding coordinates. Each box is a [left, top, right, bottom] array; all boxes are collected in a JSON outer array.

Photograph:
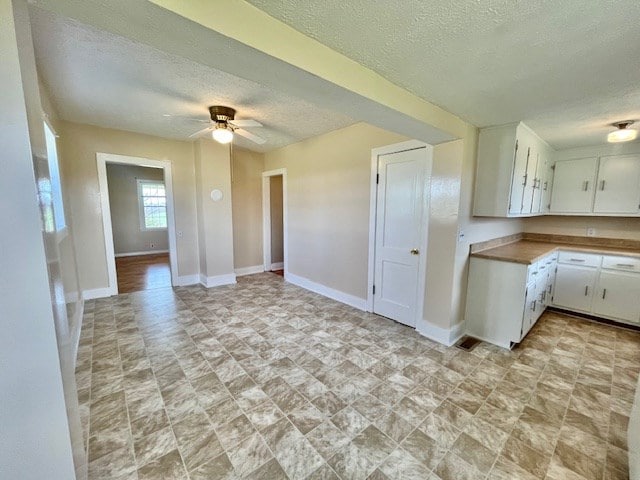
[[262, 168, 288, 276], [96, 153, 179, 295], [367, 140, 433, 327]]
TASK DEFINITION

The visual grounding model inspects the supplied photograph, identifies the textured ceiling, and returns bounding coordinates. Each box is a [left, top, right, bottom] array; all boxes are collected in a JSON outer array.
[[246, 0, 640, 149], [29, 8, 356, 152]]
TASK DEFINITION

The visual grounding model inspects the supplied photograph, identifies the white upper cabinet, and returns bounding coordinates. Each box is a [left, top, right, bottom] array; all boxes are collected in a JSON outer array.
[[550, 155, 640, 216], [474, 122, 552, 217], [550, 158, 598, 213], [593, 155, 640, 214]]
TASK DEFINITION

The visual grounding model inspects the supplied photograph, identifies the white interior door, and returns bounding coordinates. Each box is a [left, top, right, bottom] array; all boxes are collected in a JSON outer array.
[[373, 148, 427, 327]]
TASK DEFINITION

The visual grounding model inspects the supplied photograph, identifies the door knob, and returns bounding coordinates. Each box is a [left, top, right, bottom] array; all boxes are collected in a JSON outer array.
[[410, 248, 420, 255]]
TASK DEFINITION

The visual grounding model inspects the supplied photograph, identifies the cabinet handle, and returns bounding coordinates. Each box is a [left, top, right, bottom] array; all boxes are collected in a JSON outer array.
[[547, 284, 552, 294], [543, 181, 548, 191], [569, 258, 585, 262], [616, 263, 634, 268], [599, 180, 606, 191], [531, 300, 536, 311], [584, 286, 589, 296], [522, 173, 528, 186], [582, 181, 589, 191], [602, 288, 607, 299]]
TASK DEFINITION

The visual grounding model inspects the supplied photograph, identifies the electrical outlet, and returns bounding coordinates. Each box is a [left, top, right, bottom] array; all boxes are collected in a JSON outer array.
[[177, 230, 183, 238], [586, 227, 596, 237], [458, 229, 465, 243], [150, 242, 156, 249]]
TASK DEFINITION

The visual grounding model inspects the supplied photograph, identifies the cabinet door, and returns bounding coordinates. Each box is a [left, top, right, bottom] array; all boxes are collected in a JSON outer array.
[[550, 158, 598, 213], [508, 139, 531, 215], [552, 264, 597, 312], [521, 146, 539, 214], [592, 271, 640, 323], [521, 282, 537, 339], [541, 159, 554, 213], [545, 263, 557, 307], [593, 155, 640, 214]]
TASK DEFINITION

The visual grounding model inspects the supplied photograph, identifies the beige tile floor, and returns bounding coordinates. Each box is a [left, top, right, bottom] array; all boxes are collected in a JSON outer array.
[[75, 273, 640, 480]]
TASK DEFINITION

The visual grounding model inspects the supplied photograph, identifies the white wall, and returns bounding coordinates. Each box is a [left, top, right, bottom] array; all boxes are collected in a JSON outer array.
[[0, 1, 76, 478], [106, 163, 169, 254]]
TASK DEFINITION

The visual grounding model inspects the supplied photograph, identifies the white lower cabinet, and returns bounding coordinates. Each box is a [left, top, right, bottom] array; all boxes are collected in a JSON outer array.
[[552, 264, 597, 313], [466, 249, 639, 349], [465, 252, 557, 349], [591, 271, 640, 323]]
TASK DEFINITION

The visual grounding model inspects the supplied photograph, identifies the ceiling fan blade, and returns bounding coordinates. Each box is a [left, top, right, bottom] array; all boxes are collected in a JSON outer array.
[[163, 114, 210, 123], [189, 126, 214, 138], [229, 119, 262, 128], [235, 128, 266, 144]]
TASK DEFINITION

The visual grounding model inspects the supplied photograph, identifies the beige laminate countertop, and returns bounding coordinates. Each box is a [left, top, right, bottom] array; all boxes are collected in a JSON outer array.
[[471, 240, 640, 265]]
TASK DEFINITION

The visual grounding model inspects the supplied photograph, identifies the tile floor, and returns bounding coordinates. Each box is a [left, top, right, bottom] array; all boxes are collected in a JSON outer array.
[[75, 273, 640, 480]]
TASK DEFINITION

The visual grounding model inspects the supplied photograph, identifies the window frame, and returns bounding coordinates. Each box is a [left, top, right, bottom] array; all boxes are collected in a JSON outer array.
[[137, 179, 168, 231], [43, 119, 67, 238]]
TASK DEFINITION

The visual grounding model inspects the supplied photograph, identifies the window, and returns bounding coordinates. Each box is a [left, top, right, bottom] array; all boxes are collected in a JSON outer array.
[[44, 121, 66, 232], [137, 179, 167, 230]]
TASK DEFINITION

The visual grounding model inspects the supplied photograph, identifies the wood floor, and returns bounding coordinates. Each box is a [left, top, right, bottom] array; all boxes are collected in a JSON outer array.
[[115, 253, 171, 294]]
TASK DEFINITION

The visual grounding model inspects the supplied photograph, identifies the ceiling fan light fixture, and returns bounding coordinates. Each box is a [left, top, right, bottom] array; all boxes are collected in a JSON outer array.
[[607, 121, 637, 143], [212, 125, 234, 144]]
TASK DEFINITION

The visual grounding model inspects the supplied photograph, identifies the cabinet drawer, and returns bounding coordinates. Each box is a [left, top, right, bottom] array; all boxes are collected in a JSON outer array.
[[558, 251, 601, 268], [602, 255, 640, 272]]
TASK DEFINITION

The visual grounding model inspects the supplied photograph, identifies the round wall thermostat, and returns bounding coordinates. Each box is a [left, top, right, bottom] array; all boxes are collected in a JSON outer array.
[[210, 189, 223, 202]]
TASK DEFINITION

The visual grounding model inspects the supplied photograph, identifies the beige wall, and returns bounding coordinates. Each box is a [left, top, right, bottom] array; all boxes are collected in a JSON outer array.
[[264, 123, 409, 299], [270, 175, 284, 265], [106, 164, 169, 254], [59, 121, 199, 289], [194, 139, 235, 278], [231, 148, 264, 269]]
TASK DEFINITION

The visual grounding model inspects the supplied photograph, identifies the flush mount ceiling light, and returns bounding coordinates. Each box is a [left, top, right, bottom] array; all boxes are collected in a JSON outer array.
[[212, 124, 234, 144], [607, 121, 637, 143]]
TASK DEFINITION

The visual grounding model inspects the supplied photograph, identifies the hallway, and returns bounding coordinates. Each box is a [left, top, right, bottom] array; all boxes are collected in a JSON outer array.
[[115, 253, 171, 294]]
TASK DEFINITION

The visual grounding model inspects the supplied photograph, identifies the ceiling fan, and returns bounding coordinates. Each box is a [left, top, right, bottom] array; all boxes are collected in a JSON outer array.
[[166, 106, 266, 145]]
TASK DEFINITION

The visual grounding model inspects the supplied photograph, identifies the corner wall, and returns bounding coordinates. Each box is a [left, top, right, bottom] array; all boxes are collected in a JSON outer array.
[[194, 139, 235, 283]]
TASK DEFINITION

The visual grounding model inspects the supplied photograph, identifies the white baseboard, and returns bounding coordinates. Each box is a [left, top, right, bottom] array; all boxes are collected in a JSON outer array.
[[114, 250, 169, 258], [175, 274, 199, 286], [82, 287, 113, 300], [417, 320, 465, 347], [286, 272, 367, 311], [270, 262, 284, 270], [235, 265, 264, 276], [199, 273, 237, 288]]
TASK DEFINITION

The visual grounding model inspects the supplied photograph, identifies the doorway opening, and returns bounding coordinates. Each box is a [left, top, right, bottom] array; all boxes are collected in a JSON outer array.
[[262, 168, 287, 277], [97, 153, 179, 295], [367, 140, 433, 328]]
